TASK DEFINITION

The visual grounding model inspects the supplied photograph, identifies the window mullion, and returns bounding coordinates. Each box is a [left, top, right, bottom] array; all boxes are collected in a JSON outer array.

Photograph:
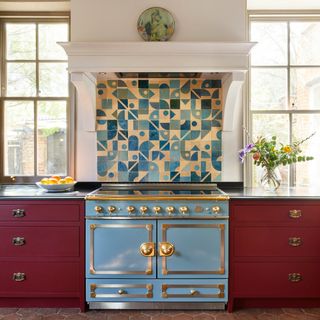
[[34, 22, 39, 177]]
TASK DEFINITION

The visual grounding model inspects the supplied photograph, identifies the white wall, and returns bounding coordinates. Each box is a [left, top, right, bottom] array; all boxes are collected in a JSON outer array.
[[71, 0, 246, 42], [248, 0, 320, 10], [70, 0, 247, 182]]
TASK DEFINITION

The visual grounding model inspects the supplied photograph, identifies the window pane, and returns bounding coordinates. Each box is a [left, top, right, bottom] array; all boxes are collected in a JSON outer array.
[[251, 68, 288, 110], [37, 101, 67, 176], [293, 114, 320, 187], [39, 23, 68, 60], [250, 22, 287, 66], [4, 101, 34, 176], [6, 63, 36, 97], [290, 22, 320, 65], [252, 114, 290, 187], [39, 63, 68, 97], [6, 23, 36, 60], [290, 67, 320, 109]]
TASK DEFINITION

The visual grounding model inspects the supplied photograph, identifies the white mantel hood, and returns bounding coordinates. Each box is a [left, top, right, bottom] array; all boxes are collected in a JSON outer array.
[[60, 41, 255, 131]]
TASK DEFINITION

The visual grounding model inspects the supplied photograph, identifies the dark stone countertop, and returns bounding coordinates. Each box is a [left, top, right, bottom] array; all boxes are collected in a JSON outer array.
[[223, 186, 320, 200], [0, 183, 99, 200], [0, 184, 319, 201]]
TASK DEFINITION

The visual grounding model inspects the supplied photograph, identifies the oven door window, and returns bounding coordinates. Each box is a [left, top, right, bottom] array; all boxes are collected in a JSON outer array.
[[157, 220, 228, 278], [86, 220, 156, 278]]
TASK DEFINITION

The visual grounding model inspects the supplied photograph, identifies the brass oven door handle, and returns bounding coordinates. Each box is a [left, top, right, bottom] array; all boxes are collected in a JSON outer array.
[[139, 242, 155, 257], [12, 272, 26, 282], [159, 242, 175, 257], [288, 237, 302, 247], [12, 237, 25, 246], [12, 209, 25, 218]]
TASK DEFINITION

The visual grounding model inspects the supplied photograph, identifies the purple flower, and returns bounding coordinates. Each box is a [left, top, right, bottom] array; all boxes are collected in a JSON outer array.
[[239, 143, 255, 163]]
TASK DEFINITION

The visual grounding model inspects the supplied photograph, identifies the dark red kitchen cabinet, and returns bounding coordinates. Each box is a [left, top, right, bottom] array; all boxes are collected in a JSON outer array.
[[0, 200, 85, 311], [228, 200, 320, 312]]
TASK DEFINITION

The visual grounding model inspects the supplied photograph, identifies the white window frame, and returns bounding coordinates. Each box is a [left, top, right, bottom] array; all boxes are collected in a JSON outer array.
[[246, 11, 320, 187], [0, 15, 72, 183]]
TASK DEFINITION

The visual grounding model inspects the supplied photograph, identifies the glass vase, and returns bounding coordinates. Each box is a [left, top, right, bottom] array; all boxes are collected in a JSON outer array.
[[260, 167, 281, 192]]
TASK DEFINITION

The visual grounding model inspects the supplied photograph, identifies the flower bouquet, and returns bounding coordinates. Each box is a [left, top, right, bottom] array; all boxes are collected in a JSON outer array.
[[239, 132, 314, 191]]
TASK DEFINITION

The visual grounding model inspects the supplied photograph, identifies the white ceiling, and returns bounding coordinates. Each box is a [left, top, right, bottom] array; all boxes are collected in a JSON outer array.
[[248, 0, 320, 10], [0, 1, 70, 11]]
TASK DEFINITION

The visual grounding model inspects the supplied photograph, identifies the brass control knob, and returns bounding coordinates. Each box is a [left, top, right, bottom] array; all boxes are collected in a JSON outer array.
[[127, 206, 135, 214], [179, 206, 188, 214], [94, 206, 103, 214], [140, 206, 148, 215], [211, 206, 221, 214], [166, 206, 175, 215], [108, 206, 116, 214], [153, 206, 161, 215]]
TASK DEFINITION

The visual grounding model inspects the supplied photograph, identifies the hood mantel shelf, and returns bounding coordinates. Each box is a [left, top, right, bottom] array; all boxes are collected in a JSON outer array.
[[59, 41, 256, 132]]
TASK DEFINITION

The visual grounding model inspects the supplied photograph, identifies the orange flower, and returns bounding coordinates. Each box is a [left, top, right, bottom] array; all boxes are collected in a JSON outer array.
[[282, 145, 292, 153]]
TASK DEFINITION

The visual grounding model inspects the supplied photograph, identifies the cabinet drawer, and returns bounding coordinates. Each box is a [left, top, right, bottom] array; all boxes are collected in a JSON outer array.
[[0, 261, 80, 297], [233, 262, 320, 297], [234, 227, 320, 258], [159, 279, 227, 302], [86, 279, 154, 302], [0, 203, 80, 222], [232, 202, 320, 226], [0, 226, 79, 257]]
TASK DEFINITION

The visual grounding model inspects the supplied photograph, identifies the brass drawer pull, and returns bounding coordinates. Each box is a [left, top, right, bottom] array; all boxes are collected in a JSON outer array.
[[190, 289, 199, 296], [118, 289, 127, 295], [12, 209, 25, 218], [288, 237, 302, 247], [288, 273, 302, 282], [12, 237, 25, 246], [289, 209, 302, 219], [12, 272, 26, 282]]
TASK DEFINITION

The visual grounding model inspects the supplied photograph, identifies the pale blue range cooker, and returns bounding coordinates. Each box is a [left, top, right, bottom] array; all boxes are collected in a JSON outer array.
[[85, 183, 229, 310]]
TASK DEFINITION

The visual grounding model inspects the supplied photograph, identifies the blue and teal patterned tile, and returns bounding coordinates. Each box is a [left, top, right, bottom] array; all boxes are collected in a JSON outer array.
[[170, 99, 180, 109], [181, 80, 191, 94], [118, 130, 128, 140], [97, 141, 107, 151], [180, 120, 191, 131], [160, 88, 170, 99], [170, 89, 180, 99], [102, 99, 113, 109], [97, 83, 107, 89], [201, 99, 211, 109], [170, 80, 180, 88], [149, 130, 159, 141], [138, 80, 149, 88]]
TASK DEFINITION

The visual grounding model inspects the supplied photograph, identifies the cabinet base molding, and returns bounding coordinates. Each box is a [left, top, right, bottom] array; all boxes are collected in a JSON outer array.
[[228, 298, 320, 312], [89, 301, 225, 310], [0, 297, 86, 312]]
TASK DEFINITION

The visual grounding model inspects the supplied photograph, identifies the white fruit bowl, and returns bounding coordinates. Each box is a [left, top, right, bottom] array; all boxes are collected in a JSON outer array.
[[36, 182, 77, 192]]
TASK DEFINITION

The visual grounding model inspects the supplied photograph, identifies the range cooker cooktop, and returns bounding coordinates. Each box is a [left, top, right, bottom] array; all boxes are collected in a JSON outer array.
[[85, 183, 229, 218], [86, 183, 229, 201]]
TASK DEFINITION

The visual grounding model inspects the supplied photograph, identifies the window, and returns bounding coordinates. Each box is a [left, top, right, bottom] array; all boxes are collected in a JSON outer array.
[[249, 15, 320, 188], [0, 19, 69, 183]]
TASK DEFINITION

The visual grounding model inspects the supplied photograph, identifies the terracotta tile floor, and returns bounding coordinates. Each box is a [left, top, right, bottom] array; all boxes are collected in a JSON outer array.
[[0, 308, 320, 320]]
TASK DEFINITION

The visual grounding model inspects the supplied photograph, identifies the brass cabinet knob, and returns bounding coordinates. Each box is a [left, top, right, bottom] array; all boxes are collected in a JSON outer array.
[[12, 209, 25, 218], [166, 206, 175, 215], [12, 272, 26, 282], [140, 206, 148, 215], [159, 242, 175, 257], [118, 289, 127, 295], [12, 237, 25, 246], [153, 206, 161, 214], [127, 206, 135, 214], [289, 209, 302, 219], [179, 206, 188, 214], [94, 206, 103, 213], [211, 206, 221, 214], [288, 273, 302, 282], [108, 206, 116, 214], [288, 237, 302, 247]]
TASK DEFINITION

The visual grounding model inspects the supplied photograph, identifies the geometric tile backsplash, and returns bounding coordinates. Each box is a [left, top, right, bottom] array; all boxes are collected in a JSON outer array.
[[96, 78, 222, 182]]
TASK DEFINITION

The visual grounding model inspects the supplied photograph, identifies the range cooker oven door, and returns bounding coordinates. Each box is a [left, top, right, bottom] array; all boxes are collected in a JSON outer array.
[[86, 220, 156, 278], [157, 220, 228, 278]]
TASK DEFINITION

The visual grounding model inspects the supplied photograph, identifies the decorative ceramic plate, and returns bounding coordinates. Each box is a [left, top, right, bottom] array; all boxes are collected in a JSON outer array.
[[36, 182, 77, 193], [137, 7, 175, 41]]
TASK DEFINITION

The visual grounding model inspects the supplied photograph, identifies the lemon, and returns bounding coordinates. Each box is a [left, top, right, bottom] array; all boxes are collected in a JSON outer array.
[[59, 178, 67, 184], [40, 178, 49, 185], [65, 176, 74, 183]]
